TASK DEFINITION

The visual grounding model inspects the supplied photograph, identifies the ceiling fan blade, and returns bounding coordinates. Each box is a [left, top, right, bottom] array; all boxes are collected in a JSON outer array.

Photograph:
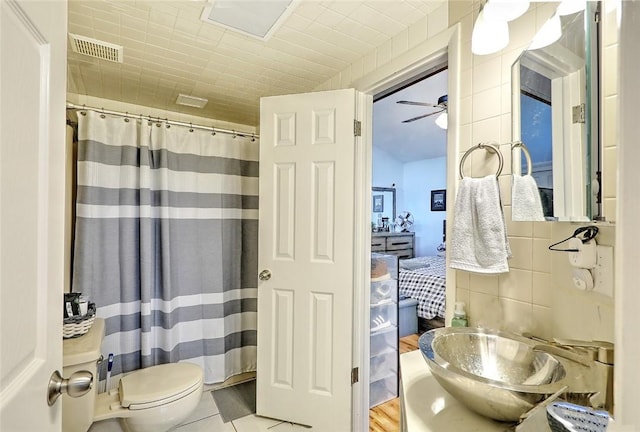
[[396, 100, 439, 107], [401, 108, 445, 123]]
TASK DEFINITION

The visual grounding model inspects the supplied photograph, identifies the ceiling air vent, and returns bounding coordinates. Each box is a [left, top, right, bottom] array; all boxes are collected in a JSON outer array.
[[68, 33, 123, 63], [176, 94, 208, 109], [200, 0, 296, 41]]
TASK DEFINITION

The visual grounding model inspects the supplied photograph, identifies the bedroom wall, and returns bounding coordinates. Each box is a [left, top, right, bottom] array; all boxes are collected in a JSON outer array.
[[402, 157, 446, 256], [373, 146, 446, 256], [316, 0, 616, 345], [372, 145, 404, 195]]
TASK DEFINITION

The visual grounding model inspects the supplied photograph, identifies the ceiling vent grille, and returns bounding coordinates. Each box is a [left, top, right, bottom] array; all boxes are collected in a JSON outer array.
[[176, 94, 208, 109], [68, 33, 123, 63], [200, 0, 295, 41]]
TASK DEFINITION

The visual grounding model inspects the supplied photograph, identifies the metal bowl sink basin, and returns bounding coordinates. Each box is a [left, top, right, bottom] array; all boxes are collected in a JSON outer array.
[[419, 327, 568, 422]]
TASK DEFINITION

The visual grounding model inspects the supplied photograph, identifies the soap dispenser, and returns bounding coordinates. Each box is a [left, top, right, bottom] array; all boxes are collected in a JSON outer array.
[[451, 302, 468, 327]]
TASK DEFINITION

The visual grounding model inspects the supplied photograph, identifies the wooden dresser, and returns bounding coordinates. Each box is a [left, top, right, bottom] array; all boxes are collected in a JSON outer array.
[[371, 232, 414, 259]]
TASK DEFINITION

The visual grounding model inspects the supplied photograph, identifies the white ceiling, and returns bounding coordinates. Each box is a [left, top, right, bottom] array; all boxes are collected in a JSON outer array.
[[67, 0, 446, 127], [373, 68, 448, 162]]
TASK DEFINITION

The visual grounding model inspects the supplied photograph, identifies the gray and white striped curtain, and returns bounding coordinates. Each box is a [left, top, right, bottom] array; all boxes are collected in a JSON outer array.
[[72, 110, 258, 384]]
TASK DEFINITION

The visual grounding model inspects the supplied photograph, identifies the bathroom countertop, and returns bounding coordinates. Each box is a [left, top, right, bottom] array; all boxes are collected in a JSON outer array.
[[400, 350, 631, 432], [400, 350, 510, 432]]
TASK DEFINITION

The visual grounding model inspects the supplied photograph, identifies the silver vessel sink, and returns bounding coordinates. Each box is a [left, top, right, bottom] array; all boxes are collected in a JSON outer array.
[[419, 327, 583, 422]]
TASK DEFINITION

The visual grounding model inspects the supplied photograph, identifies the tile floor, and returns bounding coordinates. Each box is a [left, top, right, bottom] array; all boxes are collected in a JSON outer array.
[[87, 389, 310, 432]]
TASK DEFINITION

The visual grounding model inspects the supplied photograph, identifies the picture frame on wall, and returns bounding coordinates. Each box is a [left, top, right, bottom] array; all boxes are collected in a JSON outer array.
[[373, 194, 384, 212], [430, 189, 446, 212]]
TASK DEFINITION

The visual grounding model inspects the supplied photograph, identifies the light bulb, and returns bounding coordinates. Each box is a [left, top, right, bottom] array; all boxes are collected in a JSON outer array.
[[483, 0, 530, 22], [471, 9, 509, 55], [529, 14, 562, 50], [435, 112, 448, 130], [556, 0, 586, 16]]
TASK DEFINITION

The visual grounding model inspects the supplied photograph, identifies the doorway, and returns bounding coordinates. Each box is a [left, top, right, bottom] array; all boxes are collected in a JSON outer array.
[[368, 65, 449, 430]]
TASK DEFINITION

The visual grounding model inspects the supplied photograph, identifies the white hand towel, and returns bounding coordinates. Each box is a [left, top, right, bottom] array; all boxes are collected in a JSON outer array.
[[512, 174, 545, 221], [449, 175, 511, 274]]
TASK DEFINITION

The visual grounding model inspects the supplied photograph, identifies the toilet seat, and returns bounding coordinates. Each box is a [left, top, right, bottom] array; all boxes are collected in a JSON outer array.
[[120, 363, 203, 410]]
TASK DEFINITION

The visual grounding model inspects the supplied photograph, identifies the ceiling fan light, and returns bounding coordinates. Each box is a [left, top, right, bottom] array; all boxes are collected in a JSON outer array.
[[435, 112, 448, 129], [529, 14, 562, 50], [472, 9, 510, 55], [483, 0, 530, 22]]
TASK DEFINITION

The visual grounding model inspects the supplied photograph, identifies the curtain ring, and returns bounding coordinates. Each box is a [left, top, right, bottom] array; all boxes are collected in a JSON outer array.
[[189, 122, 194, 133], [124, 112, 130, 123], [100, 107, 106, 119], [211, 126, 216, 136], [232, 130, 237, 139], [251, 134, 256, 142], [80, 104, 87, 116]]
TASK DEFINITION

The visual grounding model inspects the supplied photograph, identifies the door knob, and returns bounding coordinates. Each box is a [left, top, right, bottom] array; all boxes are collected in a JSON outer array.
[[259, 269, 271, 281], [47, 370, 93, 406]]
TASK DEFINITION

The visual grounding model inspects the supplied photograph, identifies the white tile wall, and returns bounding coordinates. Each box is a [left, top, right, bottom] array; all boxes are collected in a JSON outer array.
[[315, 0, 617, 344], [602, 0, 619, 222]]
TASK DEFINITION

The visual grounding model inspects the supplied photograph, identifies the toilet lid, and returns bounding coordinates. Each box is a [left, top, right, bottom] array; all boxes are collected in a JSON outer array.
[[120, 362, 203, 410]]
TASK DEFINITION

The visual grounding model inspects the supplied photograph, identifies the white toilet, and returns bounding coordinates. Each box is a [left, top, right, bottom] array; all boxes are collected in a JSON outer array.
[[62, 318, 203, 432]]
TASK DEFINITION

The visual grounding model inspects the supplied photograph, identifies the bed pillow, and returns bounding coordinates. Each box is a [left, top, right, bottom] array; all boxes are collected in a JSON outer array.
[[400, 261, 430, 271]]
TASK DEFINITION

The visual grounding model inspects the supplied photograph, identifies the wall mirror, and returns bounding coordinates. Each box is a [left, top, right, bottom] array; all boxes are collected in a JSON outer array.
[[511, 1, 600, 222], [371, 187, 396, 232]]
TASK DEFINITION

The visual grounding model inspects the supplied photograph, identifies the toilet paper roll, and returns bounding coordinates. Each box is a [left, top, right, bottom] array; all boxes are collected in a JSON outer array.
[[572, 268, 594, 291]]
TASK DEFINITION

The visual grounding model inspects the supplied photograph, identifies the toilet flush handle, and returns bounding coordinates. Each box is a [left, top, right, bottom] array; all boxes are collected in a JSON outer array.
[[47, 370, 93, 406]]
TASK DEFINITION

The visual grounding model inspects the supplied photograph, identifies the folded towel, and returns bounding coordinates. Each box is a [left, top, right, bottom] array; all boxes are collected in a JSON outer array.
[[449, 175, 511, 274], [512, 175, 545, 221]]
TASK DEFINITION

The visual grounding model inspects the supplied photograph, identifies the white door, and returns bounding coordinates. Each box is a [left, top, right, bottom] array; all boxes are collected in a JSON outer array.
[[0, 0, 67, 431], [257, 89, 360, 430]]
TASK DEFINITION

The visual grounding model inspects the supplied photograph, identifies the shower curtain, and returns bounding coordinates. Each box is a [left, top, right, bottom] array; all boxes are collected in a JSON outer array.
[[72, 110, 258, 384]]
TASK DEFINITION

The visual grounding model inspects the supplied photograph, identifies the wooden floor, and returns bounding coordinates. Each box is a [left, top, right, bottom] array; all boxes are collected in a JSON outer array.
[[369, 334, 420, 432]]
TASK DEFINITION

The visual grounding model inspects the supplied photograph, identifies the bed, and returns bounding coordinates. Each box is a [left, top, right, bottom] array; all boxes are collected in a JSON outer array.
[[398, 255, 446, 331]]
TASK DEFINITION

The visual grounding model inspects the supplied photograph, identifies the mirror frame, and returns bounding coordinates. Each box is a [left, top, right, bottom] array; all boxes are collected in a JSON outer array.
[[511, 1, 601, 222], [372, 186, 396, 224]]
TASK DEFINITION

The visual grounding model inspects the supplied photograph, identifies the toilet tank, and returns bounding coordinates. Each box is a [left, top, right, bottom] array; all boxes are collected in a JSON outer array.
[[62, 318, 105, 432]]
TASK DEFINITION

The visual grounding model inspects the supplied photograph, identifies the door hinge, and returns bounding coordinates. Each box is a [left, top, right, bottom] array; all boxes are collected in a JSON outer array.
[[351, 367, 359, 385], [572, 103, 586, 124], [353, 120, 361, 137]]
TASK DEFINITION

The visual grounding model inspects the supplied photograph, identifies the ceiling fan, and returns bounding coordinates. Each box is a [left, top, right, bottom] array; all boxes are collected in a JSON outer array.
[[397, 94, 448, 128]]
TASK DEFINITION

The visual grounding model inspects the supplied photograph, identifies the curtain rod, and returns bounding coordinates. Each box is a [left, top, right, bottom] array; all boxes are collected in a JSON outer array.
[[66, 102, 259, 140]]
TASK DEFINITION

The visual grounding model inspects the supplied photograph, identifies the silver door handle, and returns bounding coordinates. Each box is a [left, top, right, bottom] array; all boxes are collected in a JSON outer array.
[[47, 370, 93, 406], [259, 269, 271, 281]]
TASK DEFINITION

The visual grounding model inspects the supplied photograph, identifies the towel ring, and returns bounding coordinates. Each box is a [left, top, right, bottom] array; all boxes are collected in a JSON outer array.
[[511, 141, 532, 176], [459, 143, 504, 179]]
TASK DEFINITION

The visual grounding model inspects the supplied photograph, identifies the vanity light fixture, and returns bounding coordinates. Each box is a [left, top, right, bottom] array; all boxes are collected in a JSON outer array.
[[471, 8, 509, 55], [483, 0, 530, 22], [556, 0, 587, 16], [472, 0, 531, 56], [529, 13, 562, 50]]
